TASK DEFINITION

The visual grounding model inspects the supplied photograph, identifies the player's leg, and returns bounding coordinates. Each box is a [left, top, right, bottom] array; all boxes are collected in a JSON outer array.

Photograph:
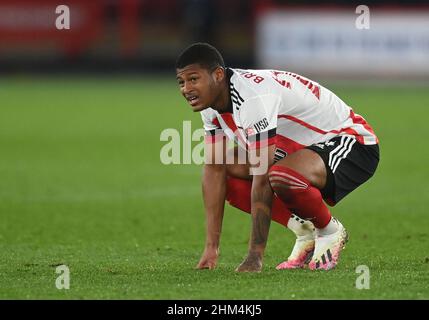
[[305, 137, 379, 270], [269, 148, 333, 227], [226, 177, 316, 269], [270, 136, 379, 270], [226, 146, 316, 269], [268, 147, 346, 270], [225, 146, 293, 226]]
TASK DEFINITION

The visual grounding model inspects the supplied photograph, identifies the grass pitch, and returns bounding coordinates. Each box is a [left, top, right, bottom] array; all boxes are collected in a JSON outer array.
[[0, 76, 428, 299]]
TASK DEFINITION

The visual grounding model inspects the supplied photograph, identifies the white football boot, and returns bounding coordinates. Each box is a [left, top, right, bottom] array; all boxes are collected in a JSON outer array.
[[276, 214, 316, 270], [308, 217, 348, 270]]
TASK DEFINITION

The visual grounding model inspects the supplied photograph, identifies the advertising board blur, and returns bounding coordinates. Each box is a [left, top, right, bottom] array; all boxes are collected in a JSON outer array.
[[256, 8, 429, 78]]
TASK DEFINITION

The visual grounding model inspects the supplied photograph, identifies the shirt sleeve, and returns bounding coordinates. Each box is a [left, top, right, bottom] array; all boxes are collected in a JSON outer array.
[[239, 94, 279, 149], [200, 109, 225, 144]]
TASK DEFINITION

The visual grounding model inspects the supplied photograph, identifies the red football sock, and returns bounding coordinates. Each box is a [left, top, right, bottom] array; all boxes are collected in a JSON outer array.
[[226, 176, 292, 227], [268, 165, 331, 228]]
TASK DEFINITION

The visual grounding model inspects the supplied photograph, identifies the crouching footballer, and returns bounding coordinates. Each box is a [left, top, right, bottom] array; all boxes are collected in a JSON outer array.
[[175, 43, 380, 272]]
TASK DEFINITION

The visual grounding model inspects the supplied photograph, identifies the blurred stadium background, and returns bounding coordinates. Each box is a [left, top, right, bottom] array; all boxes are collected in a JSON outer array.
[[0, 0, 428, 299], [1, 0, 428, 79]]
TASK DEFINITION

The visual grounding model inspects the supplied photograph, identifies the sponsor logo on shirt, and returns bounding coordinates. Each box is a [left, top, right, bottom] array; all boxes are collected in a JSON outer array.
[[253, 118, 269, 133]]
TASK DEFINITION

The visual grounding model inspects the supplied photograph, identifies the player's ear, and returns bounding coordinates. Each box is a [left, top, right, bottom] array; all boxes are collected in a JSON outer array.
[[212, 67, 225, 83]]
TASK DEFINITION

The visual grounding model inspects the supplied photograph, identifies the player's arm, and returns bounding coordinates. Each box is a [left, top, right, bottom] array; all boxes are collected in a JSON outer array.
[[236, 144, 276, 272], [234, 94, 279, 272], [196, 132, 227, 270]]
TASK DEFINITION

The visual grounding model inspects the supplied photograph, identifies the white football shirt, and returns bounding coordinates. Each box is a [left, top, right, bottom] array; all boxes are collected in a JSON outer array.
[[202, 68, 378, 154]]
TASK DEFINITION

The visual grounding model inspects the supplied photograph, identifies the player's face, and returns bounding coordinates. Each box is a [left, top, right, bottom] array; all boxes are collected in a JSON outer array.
[[176, 64, 221, 112]]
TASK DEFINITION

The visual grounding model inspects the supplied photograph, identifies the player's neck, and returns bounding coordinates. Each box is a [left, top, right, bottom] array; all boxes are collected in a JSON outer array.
[[212, 81, 232, 114]]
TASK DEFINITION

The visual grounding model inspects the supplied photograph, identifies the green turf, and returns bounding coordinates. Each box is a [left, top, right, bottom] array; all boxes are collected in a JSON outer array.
[[0, 76, 428, 299]]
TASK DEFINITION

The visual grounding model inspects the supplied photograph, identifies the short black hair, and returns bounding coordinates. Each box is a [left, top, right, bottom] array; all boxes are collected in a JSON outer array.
[[175, 43, 225, 70]]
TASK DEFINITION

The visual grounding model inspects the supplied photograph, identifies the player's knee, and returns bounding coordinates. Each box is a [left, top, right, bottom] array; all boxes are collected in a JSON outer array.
[[268, 165, 290, 196], [268, 165, 309, 198], [225, 147, 252, 180]]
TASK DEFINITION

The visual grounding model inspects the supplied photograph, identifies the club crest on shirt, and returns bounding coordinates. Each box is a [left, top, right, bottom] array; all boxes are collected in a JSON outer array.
[[245, 127, 256, 136]]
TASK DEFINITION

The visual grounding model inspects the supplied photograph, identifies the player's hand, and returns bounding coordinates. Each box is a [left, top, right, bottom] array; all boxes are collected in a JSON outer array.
[[235, 253, 263, 272], [195, 247, 219, 270]]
